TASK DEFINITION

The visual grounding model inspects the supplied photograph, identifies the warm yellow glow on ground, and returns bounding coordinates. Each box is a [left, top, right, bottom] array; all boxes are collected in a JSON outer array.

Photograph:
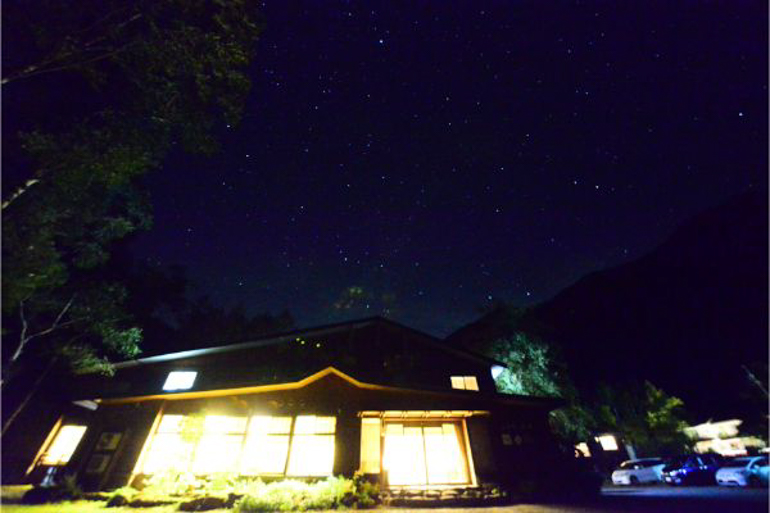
[[40, 425, 87, 466]]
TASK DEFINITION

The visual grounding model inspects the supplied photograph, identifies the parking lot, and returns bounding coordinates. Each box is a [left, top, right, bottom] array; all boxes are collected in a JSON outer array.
[[379, 486, 770, 513]]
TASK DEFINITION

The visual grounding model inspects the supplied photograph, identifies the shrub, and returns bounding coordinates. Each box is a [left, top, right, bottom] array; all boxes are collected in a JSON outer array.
[[235, 477, 355, 512], [21, 474, 83, 504], [108, 486, 139, 499], [141, 470, 202, 497], [350, 473, 379, 508]]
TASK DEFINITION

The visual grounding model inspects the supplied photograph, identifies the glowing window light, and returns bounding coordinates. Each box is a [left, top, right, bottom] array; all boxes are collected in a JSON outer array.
[[41, 425, 87, 466], [359, 418, 381, 474], [423, 424, 467, 484], [142, 433, 194, 473], [193, 434, 243, 473], [163, 371, 197, 391], [158, 414, 185, 433], [204, 415, 247, 434], [191, 415, 248, 473], [383, 424, 427, 485], [595, 434, 619, 451], [575, 442, 591, 457], [286, 433, 335, 476], [241, 416, 292, 475], [450, 376, 479, 391], [241, 432, 290, 475], [138, 413, 338, 477], [286, 416, 336, 476], [382, 422, 470, 486]]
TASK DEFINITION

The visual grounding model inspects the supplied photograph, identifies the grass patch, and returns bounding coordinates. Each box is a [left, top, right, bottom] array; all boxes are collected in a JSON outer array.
[[0, 501, 188, 513]]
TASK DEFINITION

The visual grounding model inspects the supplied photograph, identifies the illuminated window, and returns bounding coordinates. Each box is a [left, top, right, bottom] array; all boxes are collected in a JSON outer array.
[[383, 421, 470, 485], [163, 371, 197, 391], [40, 425, 87, 466], [595, 434, 619, 451], [287, 416, 336, 476], [139, 413, 336, 477], [141, 415, 195, 473], [359, 418, 381, 473], [575, 442, 591, 458], [241, 416, 292, 475], [192, 416, 248, 473], [450, 376, 479, 391]]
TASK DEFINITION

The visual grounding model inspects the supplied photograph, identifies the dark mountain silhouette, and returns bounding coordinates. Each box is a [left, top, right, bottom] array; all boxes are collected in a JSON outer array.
[[448, 191, 768, 422]]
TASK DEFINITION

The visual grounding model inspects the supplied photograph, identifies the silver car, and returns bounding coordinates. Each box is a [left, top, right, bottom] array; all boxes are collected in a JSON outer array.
[[716, 456, 769, 487], [611, 458, 666, 485]]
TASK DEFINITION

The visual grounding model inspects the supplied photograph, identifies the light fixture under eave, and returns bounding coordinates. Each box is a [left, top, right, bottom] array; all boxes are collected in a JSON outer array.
[[491, 365, 505, 380], [163, 371, 197, 391]]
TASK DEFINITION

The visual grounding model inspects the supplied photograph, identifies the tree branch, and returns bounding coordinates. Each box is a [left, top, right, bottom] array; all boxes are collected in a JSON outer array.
[[1, 179, 40, 211], [1, 12, 143, 87], [10, 296, 77, 368], [1, 41, 137, 86]]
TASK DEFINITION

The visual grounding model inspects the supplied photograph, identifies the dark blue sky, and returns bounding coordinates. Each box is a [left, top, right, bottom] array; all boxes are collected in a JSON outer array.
[[133, 0, 767, 336]]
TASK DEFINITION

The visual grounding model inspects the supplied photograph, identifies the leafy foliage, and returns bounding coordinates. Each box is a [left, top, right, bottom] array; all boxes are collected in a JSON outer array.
[[235, 477, 357, 512], [488, 333, 562, 396], [594, 381, 692, 457], [2, 0, 262, 379], [486, 332, 595, 442]]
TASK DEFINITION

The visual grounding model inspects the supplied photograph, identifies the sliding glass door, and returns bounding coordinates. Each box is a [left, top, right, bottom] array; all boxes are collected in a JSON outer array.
[[382, 421, 470, 486]]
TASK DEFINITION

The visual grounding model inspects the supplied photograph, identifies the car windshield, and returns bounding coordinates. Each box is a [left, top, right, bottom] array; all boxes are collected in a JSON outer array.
[[619, 461, 636, 469], [722, 458, 753, 468], [666, 456, 687, 467]]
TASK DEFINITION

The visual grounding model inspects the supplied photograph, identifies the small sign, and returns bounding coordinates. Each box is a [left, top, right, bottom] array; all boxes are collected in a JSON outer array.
[[95, 432, 122, 451]]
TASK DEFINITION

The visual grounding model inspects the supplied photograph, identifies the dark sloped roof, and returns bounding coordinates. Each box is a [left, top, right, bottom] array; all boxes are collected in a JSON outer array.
[[114, 316, 506, 370]]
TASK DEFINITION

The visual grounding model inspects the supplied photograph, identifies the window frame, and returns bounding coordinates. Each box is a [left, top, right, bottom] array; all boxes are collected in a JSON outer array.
[[138, 412, 337, 478], [450, 375, 479, 391]]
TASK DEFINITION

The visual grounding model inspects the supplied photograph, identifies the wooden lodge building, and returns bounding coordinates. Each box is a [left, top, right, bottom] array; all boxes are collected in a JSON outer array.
[[5, 317, 562, 493]]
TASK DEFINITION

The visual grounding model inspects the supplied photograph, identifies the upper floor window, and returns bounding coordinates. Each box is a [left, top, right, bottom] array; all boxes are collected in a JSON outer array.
[[163, 371, 197, 391], [450, 376, 479, 391]]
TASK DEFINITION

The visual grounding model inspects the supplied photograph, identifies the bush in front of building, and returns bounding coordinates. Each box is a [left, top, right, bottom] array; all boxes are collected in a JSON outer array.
[[21, 474, 82, 504], [235, 475, 379, 512]]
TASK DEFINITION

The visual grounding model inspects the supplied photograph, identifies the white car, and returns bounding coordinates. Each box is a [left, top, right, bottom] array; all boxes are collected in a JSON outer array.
[[611, 458, 666, 485], [716, 456, 769, 487]]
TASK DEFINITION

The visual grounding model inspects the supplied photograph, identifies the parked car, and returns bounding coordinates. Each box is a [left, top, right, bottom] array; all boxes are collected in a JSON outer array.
[[611, 458, 666, 485], [715, 455, 769, 487], [662, 454, 723, 485]]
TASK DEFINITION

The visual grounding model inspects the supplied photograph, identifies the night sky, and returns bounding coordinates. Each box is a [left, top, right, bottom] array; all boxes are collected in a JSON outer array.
[[132, 1, 767, 336]]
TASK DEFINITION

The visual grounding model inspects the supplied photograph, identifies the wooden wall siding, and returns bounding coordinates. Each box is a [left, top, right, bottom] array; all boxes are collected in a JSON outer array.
[[465, 416, 497, 483], [69, 320, 499, 403], [70, 372, 552, 489]]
